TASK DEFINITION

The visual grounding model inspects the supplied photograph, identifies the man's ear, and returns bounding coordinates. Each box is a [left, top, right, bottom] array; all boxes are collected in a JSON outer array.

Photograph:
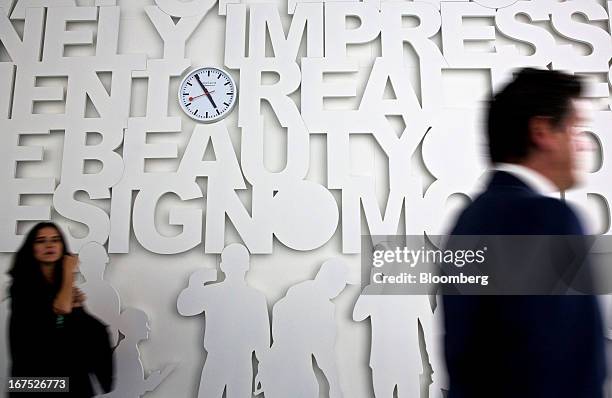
[[528, 116, 555, 152]]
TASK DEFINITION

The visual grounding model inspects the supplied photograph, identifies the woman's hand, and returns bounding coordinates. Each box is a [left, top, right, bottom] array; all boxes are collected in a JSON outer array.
[[53, 254, 80, 314], [72, 287, 86, 308], [63, 254, 79, 273]]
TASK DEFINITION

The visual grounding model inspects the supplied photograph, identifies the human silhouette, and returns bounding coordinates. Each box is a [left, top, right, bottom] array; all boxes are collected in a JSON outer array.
[[428, 296, 448, 398], [354, 240, 445, 398], [100, 308, 174, 398], [177, 243, 269, 398], [255, 258, 348, 398], [79, 242, 121, 347], [176, 268, 217, 316], [353, 290, 435, 397]]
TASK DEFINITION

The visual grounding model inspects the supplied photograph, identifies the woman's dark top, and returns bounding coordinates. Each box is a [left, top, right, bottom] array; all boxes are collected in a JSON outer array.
[[8, 261, 113, 397]]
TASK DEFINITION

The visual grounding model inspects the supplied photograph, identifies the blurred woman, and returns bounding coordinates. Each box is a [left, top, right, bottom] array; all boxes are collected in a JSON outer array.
[[8, 222, 113, 397]]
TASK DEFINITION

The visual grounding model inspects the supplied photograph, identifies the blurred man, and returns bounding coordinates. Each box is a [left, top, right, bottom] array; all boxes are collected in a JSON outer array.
[[444, 68, 606, 398]]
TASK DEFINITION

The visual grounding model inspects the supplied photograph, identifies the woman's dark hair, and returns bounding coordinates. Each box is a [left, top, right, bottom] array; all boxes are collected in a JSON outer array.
[[9, 222, 70, 292], [486, 68, 583, 164]]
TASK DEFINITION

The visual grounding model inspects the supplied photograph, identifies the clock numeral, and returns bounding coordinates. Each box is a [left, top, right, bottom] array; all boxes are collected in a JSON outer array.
[[224, 82, 231, 86], [194, 109, 199, 115], [186, 103, 191, 106], [207, 70, 210, 76], [223, 102, 229, 107], [182, 93, 189, 96], [227, 93, 233, 96], [206, 111, 209, 118], [216, 109, 220, 115], [186, 82, 192, 86]]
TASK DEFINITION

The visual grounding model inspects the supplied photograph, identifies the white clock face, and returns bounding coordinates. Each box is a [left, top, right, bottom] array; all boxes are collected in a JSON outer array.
[[178, 67, 237, 123]]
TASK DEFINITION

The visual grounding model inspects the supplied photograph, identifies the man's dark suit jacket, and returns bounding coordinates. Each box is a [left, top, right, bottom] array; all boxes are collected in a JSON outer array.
[[443, 170, 606, 398]]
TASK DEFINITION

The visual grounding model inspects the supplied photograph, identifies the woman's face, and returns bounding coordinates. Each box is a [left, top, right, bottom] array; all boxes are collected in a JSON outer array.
[[33, 227, 64, 264]]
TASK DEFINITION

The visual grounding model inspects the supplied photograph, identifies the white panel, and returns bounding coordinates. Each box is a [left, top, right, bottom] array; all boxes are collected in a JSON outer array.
[[473, 0, 517, 8], [324, 2, 381, 59], [441, 2, 497, 68], [0, 1, 14, 15], [271, 180, 339, 251], [413, 109, 487, 235], [108, 115, 203, 254], [10, 0, 75, 19], [204, 179, 274, 254], [248, 3, 323, 60], [1, 0, 611, 396], [153, 0, 216, 18], [0, 63, 14, 119], [108, 116, 183, 253], [177, 123, 246, 188], [53, 119, 124, 248], [300, 57, 364, 135], [380, 1, 446, 111], [342, 177, 403, 253], [145, 5, 208, 60], [493, 1, 558, 90], [224, 3, 247, 68], [0, 122, 56, 251], [0, 7, 44, 64], [217, 0, 239, 16], [238, 58, 309, 188], [10, 64, 64, 130], [96, 6, 120, 58], [65, 69, 134, 123], [551, 1, 612, 73], [609, 1, 612, 37], [132, 180, 203, 254], [133, 59, 190, 123], [43, 7, 97, 63], [360, 58, 430, 191]]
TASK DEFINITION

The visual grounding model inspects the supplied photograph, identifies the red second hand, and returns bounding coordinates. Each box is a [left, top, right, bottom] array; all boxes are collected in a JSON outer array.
[[189, 91, 215, 102]]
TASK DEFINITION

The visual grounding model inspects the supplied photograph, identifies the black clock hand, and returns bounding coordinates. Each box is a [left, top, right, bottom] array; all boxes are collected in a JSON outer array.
[[194, 74, 217, 109]]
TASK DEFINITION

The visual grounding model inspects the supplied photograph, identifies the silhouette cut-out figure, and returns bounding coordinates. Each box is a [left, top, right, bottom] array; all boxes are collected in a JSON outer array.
[[79, 242, 121, 347], [428, 296, 448, 398], [100, 308, 174, 398], [255, 258, 348, 398], [177, 243, 270, 398], [353, 292, 435, 397], [353, 246, 440, 398], [176, 268, 217, 316]]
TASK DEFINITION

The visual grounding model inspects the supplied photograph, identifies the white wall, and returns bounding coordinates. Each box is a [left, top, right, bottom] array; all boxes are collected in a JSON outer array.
[[1, 0, 611, 397]]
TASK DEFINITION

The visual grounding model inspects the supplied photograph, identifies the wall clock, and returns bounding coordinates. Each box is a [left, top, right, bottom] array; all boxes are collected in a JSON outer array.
[[178, 67, 237, 123]]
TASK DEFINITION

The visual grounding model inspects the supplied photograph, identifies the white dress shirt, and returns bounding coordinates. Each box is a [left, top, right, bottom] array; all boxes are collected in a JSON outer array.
[[494, 163, 559, 196]]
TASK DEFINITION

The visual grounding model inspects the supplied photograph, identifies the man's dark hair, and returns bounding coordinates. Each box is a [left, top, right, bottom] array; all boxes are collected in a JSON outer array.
[[486, 68, 583, 164]]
